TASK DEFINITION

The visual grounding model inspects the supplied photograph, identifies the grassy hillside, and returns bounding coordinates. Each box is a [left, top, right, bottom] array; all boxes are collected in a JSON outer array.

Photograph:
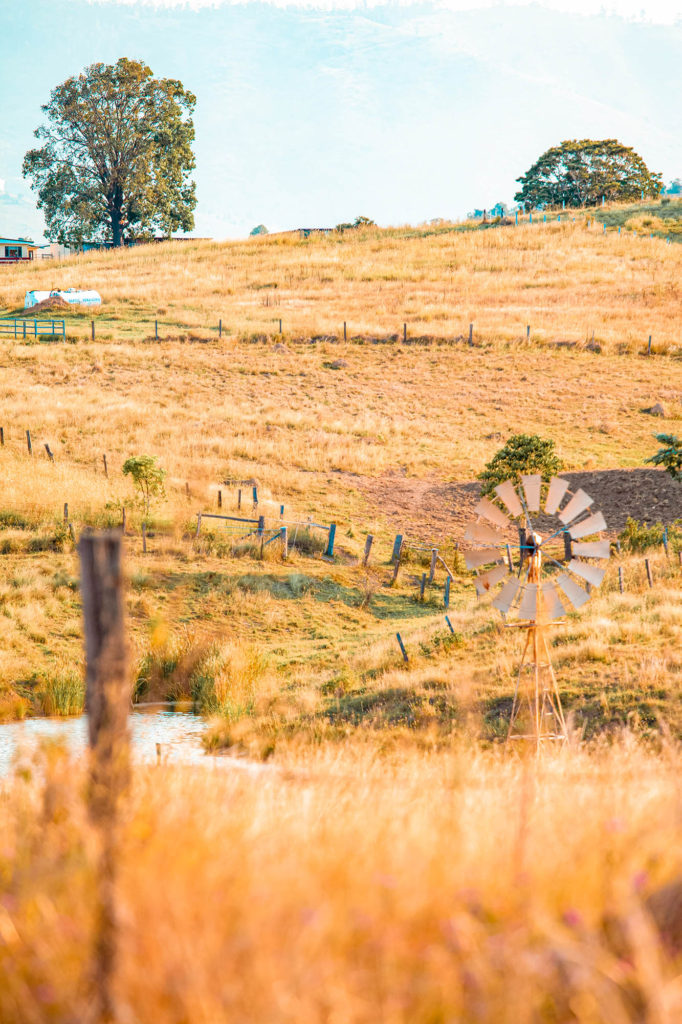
[[1, 199, 681, 350], [3, 207, 682, 1023], [0, 209, 681, 740]]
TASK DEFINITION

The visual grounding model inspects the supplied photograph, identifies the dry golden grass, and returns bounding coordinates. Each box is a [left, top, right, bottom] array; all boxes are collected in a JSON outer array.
[[0, 206, 681, 351], [3, 739, 682, 1022]]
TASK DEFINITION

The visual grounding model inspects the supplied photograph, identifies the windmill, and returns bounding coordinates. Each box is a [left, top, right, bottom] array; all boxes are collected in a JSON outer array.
[[463, 475, 609, 746]]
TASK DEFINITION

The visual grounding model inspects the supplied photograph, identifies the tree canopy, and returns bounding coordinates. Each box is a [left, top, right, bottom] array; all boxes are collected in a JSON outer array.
[[514, 139, 663, 210], [645, 434, 682, 482], [478, 435, 563, 497], [23, 58, 196, 247]]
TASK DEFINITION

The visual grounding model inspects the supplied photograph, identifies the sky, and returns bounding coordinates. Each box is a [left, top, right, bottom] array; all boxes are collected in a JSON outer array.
[[1, 0, 681, 241]]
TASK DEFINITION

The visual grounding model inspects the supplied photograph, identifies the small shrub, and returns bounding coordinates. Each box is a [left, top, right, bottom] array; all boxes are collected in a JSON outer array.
[[478, 434, 563, 496], [618, 517, 682, 553], [646, 433, 682, 482]]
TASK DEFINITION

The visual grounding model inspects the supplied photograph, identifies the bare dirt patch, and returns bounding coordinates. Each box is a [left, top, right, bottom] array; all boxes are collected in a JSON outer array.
[[357, 468, 681, 542]]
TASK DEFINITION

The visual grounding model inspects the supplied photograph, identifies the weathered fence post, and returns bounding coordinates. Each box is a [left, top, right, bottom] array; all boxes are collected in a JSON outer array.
[[645, 559, 653, 588], [403, 323, 407, 343], [391, 534, 403, 564], [647, 334, 652, 356], [26, 430, 32, 456], [279, 319, 282, 334], [445, 616, 455, 635], [363, 534, 374, 566], [252, 486, 258, 508], [618, 566, 624, 594], [391, 537, 404, 584], [103, 454, 108, 478], [0, 427, 4, 446], [64, 502, 69, 522], [217, 489, 222, 508], [195, 514, 202, 538], [468, 323, 473, 346], [444, 575, 451, 609], [420, 573, 426, 601], [281, 526, 288, 559], [526, 325, 530, 340], [257, 515, 265, 537], [237, 488, 242, 510], [396, 632, 408, 664], [218, 319, 222, 338], [91, 320, 95, 341], [663, 527, 669, 559], [325, 523, 336, 558], [155, 320, 159, 341], [428, 547, 438, 583], [343, 321, 347, 341], [78, 531, 129, 1024]]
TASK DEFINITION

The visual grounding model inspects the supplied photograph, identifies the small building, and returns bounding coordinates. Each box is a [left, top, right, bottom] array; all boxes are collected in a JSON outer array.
[[0, 237, 40, 263]]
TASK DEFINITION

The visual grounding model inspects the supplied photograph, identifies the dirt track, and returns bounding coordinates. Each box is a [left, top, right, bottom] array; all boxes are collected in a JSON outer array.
[[357, 468, 682, 543]]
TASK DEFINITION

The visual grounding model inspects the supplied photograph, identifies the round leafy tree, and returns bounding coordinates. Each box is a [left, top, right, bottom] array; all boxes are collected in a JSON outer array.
[[515, 139, 662, 209], [645, 434, 682, 482], [478, 435, 563, 497], [122, 455, 166, 516]]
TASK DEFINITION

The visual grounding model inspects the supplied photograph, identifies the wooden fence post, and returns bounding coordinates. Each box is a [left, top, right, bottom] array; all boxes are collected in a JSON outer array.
[[420, 573, 426, 601], [237, 488, 242, 510], [281, 526, 288, 559], [396, 633, 408, 663], [218, 489, 222, 508], [618, 566, 624, 594], [103, 454, 108, 478], [343, 321, 347, 341], [91, 320, 95, 341], [526, 325, 530, 340], [645, 559, 653, 588], [663, 527, 669, 559], [45, 443, 55, 462], [26, 430, 32, 456], [391, 537, 404, 584], [0, 427, 4, 446], [64, 502, 69, 522], [218, 319, 222, 338], [403, 323, 407, 343], [444, 575, 451, 609], [257, 515, 265, 537], [428, 548, 438, 583], [391, 534, 403, 564], [647, 334, 652, 356], [155, 320, 159, 341], [468, 323, 473, 345], [78, 531, 129, 1024], [195, 513, 202, 538], [325, 523, 336, 558], [363, 534, 374, 566], [252, 486, 258, 508]]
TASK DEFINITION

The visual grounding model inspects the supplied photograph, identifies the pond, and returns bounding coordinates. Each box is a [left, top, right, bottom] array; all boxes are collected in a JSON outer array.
[[0, 704, 211, 777]]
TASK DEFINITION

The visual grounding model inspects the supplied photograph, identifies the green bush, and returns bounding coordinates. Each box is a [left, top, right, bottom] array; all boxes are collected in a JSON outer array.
[[478, 434, 563, 497], [618, 517, 682, 553], [646, 433, 682, 482]]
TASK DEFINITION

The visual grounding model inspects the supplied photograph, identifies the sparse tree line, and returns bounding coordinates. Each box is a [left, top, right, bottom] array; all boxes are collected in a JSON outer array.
[[21, 58, 678, 246]]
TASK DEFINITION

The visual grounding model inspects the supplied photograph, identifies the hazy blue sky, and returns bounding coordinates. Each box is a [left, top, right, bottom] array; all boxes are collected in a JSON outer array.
[[1, 0, 680, 240]]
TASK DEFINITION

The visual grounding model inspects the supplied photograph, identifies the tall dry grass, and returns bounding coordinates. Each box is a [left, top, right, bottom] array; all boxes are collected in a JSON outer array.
[[2, 739, 682, 1022]]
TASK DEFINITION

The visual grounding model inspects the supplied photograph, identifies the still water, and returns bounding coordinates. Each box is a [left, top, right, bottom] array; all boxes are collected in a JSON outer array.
[[0, 705, 210, 776]]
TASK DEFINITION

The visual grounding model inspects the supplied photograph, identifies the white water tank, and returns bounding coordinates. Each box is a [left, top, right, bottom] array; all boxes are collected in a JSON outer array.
[[24, 288, 102, 308]]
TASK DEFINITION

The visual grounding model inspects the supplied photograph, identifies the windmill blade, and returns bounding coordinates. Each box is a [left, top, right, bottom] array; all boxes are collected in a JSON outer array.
[[559, 488, 594, 525], [556, 573, 590, 609], [520, 474, 541, 512], [568, 511, 607, 539], [464, 522, 504, 545], [474, 497, 510, 530], [492, 577, 520, 615], [541, 581, 566, 621], [474, 564, 509, 596], [572, 539, 611, 559], [567, 559, 606, 588], [494, 480, 523, 518], [545, 476, 570, 515], [518, 583, 538, 621], [465, 547, 504, 570]]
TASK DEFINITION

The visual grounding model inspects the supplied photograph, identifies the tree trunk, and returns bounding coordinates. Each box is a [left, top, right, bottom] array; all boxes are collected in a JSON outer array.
[[111, 209, 122, 248]]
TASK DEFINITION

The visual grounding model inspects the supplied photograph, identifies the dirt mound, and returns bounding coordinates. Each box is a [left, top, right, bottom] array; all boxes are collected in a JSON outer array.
[[357, 468, 681, 542], [26, 296, 71, 314]]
